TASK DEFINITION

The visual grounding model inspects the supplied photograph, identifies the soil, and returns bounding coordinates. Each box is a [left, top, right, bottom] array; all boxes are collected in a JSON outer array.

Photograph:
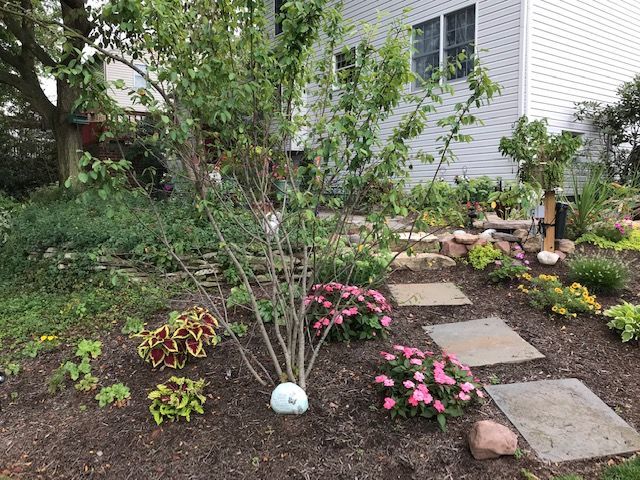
[[1, 248, 639, 480]]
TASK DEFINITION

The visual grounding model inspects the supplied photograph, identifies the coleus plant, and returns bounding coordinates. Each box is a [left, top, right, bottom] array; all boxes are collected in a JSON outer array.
[[148, 376, 206, 425], [136, 307, 219, 369]]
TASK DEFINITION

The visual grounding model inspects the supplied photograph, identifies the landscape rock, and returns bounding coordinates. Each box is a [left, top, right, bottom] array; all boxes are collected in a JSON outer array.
[[522, 236, 542, 253], [470, 238, 489, 249], [468, 420, 518, 460], [391, 252, 456, 271], [513, 228, 529, 241], [493, 232, 519, 242], [480, 229, 496, 238], [555, 250, 567, 261], [392, 231, 440, 253], [555, 239, 575, 255], [454, 233, 479, 245], [537, 251, 560, 266], [494, 241, 511, 255], [441, 239, 468, 258], [453, 230, 467, 236]]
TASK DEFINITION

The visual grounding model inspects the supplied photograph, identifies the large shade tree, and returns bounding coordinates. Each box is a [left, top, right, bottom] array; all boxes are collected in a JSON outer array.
[[0, 0, 92, 183]]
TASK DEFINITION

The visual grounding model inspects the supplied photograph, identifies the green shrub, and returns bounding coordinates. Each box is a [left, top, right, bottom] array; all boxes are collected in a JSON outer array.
[[467, 244, 503, 270], [601, 456, 640, 480], [567, 255, 630, 294], [148, 376, 206, 425], [604, 302, 640, 342], [314, 245, 392, 287]]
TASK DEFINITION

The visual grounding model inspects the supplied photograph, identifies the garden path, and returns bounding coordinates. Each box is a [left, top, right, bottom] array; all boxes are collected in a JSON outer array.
[[390, 281, 640, 462]]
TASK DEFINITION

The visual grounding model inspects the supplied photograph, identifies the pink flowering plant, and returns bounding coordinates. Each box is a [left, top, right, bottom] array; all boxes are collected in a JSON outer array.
[[305, 283, 393, 341], [375, 346, 484, 431]]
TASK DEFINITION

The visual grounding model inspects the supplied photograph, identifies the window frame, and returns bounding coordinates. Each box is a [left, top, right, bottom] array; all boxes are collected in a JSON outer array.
[[275, 0, 284, 36], [411, 16, 441, 91], [410, 2, 477, 91], [444, 4, 477, 81], [333, 46, 357, 89], [132, 63, 148, 89]]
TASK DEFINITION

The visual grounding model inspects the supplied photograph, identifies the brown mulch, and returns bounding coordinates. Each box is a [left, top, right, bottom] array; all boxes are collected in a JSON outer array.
[[1, 250, 639, 480]]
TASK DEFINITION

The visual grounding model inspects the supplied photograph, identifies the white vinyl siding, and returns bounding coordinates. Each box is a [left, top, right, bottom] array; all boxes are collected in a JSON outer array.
[[267, 0, 523, 183], [527, 0, 640, 141]]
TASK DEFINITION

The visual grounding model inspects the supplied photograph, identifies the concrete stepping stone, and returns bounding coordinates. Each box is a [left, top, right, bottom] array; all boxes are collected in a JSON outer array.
[[486, 378, 640, 462], [388, 283, 471, 307], [422, 317, 544, 367]]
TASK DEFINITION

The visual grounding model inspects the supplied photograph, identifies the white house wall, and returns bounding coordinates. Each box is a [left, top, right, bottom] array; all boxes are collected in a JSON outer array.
[[268, 0, 524, 184], [527, 0, 640, 137], [103, 58, 151, 112]]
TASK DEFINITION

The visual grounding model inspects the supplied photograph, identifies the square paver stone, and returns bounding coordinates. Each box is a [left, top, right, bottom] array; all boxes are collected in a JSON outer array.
[[422, 317, 545, 367], [486, 378, 640, 462], [388, 283, 471, 307]]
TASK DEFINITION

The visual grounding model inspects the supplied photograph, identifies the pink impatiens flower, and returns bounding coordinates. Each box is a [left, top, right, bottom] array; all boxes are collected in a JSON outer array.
[[403, 380, 415, 389], [476, 390, 485, 398], [380, 351, 396, 361], [458, 392, 471, 401], [460, 382, 475, 393], [410, 358, 423, 366], [375, 375, 388, 384], [380, 315, 392, 327], [413, 371, 425, 382], [383, 397, 396, 410], [433, 400, 445, 413]]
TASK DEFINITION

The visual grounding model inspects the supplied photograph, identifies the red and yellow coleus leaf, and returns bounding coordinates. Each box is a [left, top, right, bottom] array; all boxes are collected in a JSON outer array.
[[149, 347, 166, 368]]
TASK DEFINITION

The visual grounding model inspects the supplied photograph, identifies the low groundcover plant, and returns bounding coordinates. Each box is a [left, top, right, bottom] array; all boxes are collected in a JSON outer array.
[[518, 274, 601, 317], [305, 283, 392, 341], [375, 346, 484, 431]]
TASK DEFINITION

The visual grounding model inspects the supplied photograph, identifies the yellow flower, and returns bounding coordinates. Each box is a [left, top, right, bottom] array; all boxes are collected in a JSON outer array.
[[559, 308, 567, 315], [522, 273, 532, 281], [491, 201, 497, 209], [40, 335, 47, 342], [47, 335, 57, 341], [522, 288, 529, 294], [552, 305, 559, 312], [571, 283, 582, 289], [572, 313, 577, 318], [357, 244, 364, 253], [595, 303, 602, 310], [554, 287, 563, 294]]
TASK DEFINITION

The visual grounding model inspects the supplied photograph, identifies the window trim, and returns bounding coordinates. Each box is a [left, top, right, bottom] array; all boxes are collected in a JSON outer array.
[[410, 2, 478, 91], [333, 46, 357, 90], [275, 0, 284, 36], [444, 4, 477, 81], [133, 63, 147, 89]]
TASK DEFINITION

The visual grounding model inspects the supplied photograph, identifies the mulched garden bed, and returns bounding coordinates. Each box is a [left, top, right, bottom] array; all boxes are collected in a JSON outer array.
[[1, 248, 639, 480]]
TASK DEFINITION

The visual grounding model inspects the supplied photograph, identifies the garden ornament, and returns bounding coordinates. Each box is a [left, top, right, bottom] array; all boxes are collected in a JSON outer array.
[[270, 382, 308, 415]]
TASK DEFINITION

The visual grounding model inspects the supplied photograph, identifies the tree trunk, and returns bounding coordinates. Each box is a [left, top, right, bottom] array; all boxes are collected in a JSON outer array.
[[52, 78, 83, 185], [52, 118, 82, 184]]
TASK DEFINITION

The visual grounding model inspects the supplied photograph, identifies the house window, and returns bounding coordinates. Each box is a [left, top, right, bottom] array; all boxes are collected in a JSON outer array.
[[444, 5, 476, 79], [412, 17, 441, 89], [275, 0, 284, 35], [133, 63, 147, 89], [335, 47, 356, 85]]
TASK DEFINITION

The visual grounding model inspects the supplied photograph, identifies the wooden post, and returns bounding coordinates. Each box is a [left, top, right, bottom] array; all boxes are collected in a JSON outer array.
[[543, 190, 556, 252]]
